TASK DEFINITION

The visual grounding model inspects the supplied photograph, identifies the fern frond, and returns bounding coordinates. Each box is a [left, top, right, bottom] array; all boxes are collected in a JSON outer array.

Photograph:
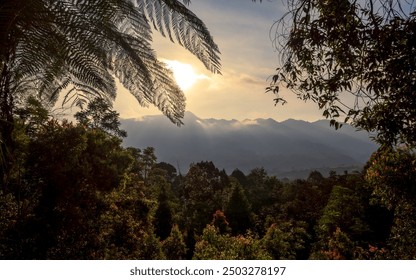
[[110, 29, 186, 124], [4, 0, 220, 126], [138, 0, 221, 74]]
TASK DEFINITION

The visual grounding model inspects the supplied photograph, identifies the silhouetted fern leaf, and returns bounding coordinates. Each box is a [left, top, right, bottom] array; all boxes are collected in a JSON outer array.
[[2, 0, 220, 125]]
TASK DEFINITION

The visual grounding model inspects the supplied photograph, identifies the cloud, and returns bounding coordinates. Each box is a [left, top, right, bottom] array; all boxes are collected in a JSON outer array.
[[239, 73, 266, 86]]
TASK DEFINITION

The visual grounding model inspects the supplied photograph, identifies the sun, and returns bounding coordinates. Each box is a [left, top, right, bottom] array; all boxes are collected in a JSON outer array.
[[163, 59, 208, 91]]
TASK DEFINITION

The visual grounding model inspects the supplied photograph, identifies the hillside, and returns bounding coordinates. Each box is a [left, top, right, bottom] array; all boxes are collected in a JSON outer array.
[[121, 112, 379, 178]]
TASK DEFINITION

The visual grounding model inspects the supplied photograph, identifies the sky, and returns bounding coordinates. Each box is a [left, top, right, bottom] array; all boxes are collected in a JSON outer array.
[[114, 0, 324, 122]]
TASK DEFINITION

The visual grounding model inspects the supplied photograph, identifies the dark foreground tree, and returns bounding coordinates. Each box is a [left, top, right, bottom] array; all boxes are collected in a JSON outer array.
[[265, 0, 416, 146], [365, 147, 416, 259], [0, 0, 220, 187]]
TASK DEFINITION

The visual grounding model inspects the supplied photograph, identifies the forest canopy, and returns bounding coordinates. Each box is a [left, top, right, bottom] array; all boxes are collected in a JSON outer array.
[[0, 98, 415, 259]]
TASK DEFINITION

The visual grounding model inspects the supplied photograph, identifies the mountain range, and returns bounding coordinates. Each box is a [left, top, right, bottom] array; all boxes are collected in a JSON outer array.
[[121, 112, 379, 179]]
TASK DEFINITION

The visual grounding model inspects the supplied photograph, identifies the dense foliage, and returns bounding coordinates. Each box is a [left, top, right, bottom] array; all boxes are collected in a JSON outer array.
[[1, 100, 414, 259], [265, 0, 416, 146]]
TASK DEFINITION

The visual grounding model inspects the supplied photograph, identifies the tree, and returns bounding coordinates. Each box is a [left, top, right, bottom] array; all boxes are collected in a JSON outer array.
[[183, 161, 229, 233], [312, 184, 370, 259], [154, 185, 173, 240], [261, 220, 309, 260], [307, 170, 324, 185], [0, 0, 221, 186], [142, 147, 157, 183], [126, 147, 144, 178], [98, 184, 164, 260], [245, 168, 281, 215], [162, 224, 187, 259], [266, 0, 416, 146], [316, 185, 369, 242], [155, 162, 178, 183], [75, 97, 127, 138], [312, 227, 357, 260], [225, 183, 254, 235], [280, 179, 325, 227], [193, 225, 271, 260], [230, 169, 248, 187], [365, 147, 416, 259], [211, 210, 231, 235], [125, 146, 157, 183], [19, 119, 133, 258]]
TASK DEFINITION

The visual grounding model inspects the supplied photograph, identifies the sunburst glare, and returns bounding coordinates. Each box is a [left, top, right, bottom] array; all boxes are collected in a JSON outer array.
[[163, 59, 209, 91]]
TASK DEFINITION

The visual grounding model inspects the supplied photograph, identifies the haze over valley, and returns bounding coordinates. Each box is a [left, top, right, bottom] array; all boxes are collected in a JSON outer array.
[[121, 112, 378, 178]]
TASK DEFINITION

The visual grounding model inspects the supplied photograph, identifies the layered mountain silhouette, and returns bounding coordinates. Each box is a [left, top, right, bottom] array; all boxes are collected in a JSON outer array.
[[121, 112, 379, 178]]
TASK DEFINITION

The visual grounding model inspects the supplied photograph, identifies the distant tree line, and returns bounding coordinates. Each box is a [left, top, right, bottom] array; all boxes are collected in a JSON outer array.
[[1, 99, 415, 259]]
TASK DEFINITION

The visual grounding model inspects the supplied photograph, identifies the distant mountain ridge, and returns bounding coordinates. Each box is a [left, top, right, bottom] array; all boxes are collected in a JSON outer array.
[[121, 112, 379, 178]]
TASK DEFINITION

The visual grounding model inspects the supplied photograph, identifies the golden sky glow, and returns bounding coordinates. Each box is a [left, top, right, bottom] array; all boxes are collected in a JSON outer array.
[[114, 0, 324, 122], [162, 59, 209, 91]]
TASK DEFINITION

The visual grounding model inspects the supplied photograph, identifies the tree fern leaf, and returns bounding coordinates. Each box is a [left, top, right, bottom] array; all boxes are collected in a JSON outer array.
[[137, 0, 221, 74], [3, 0, 220, 127]]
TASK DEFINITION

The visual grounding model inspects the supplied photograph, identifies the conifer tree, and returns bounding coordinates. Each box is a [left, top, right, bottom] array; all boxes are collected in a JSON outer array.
[[225, 183, 253, 235]]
